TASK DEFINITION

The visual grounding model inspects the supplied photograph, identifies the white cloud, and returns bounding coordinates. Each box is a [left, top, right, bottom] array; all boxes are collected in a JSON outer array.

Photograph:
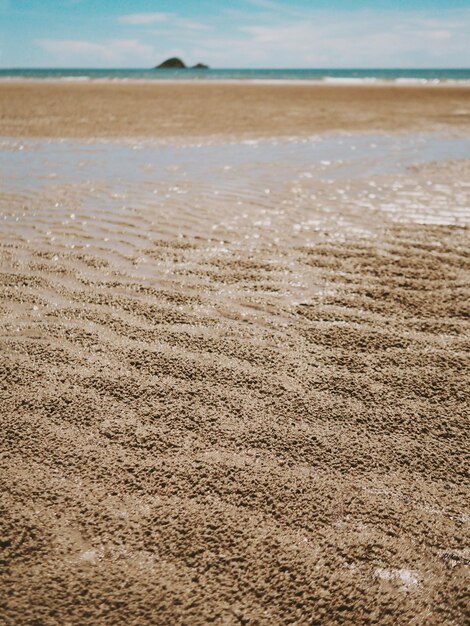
[[174, 18, 210, 31], [118, 12, 210, 31], [36, 39, 155, 65], [245, 0, 287, 12], [118, 12, 168, 26], [426, 30, 452, 40], [228, 8, 470, 67]]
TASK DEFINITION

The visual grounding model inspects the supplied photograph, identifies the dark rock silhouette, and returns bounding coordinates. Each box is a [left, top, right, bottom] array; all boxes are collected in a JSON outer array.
[[155, 57, 186, 69], [155, 58, 209, 70]]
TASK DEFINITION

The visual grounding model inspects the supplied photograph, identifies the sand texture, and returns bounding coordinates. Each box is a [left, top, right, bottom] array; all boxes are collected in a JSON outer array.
[[1, 86, 470, 625], [0, 82, 470, 138]]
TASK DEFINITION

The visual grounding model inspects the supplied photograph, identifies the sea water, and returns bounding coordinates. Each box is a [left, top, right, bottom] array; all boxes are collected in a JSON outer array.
[[1, 68, 469, 84]]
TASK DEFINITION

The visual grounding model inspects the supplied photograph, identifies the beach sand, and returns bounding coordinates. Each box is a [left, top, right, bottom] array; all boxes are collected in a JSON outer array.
[[1, 81, 470, 138], [1, 83, 469, 625]]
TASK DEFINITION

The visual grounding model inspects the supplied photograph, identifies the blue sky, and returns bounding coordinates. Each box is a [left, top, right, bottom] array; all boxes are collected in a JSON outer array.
[[1, 0, 469, 68]]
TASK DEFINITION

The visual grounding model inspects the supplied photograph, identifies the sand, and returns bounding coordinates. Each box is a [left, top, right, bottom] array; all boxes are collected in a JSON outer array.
[[0, 83, 469, 626], [0, 81, 470, 138]]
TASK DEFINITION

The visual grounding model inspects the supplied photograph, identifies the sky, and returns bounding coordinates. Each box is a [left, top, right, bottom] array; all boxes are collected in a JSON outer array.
[[0, 0, 469, 68]]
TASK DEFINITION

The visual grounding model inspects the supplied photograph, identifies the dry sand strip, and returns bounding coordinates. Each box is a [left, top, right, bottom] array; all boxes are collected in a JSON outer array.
[[0, 81, 470, 138], [1, 219, 469, 624]]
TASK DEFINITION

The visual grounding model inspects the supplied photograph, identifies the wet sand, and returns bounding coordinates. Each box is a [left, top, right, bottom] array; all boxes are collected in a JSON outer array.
[[1, 86, 469, 626], [1, 81, 470, 138]]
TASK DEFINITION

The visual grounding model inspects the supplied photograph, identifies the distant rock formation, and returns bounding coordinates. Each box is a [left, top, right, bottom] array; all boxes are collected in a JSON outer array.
[[155, 57, 186, 69], [155, 58, 209, 70]]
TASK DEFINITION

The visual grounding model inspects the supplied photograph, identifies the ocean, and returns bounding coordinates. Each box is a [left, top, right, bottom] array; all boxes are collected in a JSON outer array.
[[1, 68, 469, 84]]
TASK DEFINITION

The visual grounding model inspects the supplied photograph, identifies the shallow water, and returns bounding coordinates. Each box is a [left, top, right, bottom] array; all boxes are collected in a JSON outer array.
[[1, 130, 468, 313], [1, 133, 469, 254], [2, 132, 470, 193]]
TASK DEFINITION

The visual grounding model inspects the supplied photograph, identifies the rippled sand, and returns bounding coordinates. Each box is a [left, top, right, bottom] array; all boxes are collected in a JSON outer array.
[[1, 129, 469, 625]]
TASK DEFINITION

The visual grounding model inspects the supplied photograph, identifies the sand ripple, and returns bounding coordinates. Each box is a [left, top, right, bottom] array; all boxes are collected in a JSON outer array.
[[1, 136, 469, 625]]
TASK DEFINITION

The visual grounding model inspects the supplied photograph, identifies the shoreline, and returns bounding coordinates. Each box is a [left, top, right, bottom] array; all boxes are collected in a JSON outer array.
[[1, 77, 470, 86]]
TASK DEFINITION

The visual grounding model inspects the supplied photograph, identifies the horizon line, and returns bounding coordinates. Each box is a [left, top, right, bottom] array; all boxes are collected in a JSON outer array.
[[1, 66, 470, 71]]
